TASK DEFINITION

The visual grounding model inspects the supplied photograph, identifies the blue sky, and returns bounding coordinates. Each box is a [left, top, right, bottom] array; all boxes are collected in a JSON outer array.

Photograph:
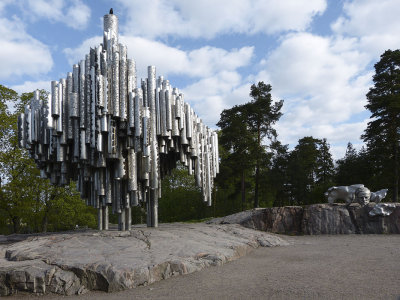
[[1, 0, 400, 159]]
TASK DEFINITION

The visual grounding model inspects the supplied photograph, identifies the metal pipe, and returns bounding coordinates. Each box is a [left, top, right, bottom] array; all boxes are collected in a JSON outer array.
[[119, 44, 127, 121], [112, 49, 120, 118]]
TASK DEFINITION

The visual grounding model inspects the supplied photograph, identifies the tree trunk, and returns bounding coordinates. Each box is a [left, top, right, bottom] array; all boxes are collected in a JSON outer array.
[[42, 214, 48, 233], [394, 142, 398, 202], [241, 170, 245, 211], [12, 216, 20, 234], [254, 166, 259, 208], [254, 124, 261, 208]]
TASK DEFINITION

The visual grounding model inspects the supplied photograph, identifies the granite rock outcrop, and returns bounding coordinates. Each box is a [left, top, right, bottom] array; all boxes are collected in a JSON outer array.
[[209, 203, 400, 235], [0, 223, 289, 296]]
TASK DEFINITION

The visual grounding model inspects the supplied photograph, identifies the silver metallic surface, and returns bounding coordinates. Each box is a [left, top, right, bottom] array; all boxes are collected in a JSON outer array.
[[51, 81, 59, 117], [112, 50, 120, 117], [369, 203, 396, 217], [119, 44, 127, 121], [18, 11, 219, 231], [325, 185, 394, 216], [79, 60, 86, 128]]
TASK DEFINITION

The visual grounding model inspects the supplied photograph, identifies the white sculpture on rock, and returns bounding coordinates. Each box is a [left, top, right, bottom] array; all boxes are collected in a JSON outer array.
[[325, 184, 387, 205], [324, 184, 394, 217]]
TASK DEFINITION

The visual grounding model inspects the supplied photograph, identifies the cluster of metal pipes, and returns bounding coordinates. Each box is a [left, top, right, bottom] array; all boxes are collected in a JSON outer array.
[[17, 11, 219, 230]]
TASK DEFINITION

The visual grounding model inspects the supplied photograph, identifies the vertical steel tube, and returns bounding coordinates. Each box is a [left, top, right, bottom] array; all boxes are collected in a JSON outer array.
[[119, 44, 127, 121], [112, 49, 120, 118], [79, 60, 86, 129], [103, 205, 109, 230], [98, 206, 103, 230]]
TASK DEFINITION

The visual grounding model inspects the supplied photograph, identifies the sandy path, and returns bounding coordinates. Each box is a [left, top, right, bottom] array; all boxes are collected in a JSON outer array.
[[12, 234, 400, 299]]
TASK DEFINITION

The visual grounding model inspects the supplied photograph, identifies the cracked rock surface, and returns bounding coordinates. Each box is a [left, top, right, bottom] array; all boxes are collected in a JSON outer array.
[[0, 223, 289, 296]]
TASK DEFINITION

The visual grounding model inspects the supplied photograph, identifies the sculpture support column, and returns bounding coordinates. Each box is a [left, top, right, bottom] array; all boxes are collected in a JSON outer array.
[[125, 206, 131, 230], [103, 205, 109, 230], [118, 209, 126, 231], [146, 191, 151, 227], [98, 206, 103, 230]]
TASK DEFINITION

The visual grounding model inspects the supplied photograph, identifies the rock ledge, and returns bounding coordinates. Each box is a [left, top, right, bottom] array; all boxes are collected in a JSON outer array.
[[0, 223, 288, 296], [208, 203, 400, 235]]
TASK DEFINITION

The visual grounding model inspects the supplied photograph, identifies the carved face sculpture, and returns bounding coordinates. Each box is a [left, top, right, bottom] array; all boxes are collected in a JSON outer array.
[[355, 187, 371, 206]]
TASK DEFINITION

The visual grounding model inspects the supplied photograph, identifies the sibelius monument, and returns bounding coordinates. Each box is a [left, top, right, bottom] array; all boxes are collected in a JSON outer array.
[[17, 10, 219, 231]]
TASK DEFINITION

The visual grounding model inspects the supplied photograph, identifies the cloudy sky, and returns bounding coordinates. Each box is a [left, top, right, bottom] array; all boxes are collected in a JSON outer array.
[[1, 0, 400, 159]]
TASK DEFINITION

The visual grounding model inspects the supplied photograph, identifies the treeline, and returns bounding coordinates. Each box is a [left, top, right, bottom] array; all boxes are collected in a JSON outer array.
[[1, 49, 399, 233]]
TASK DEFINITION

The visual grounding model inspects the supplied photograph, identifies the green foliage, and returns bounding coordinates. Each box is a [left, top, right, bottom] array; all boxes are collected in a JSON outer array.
[[285, 137, 335, 205], [267, 141, 291, 206], [159, 163, 210, 222], [0, 85, 96, 234], [335, 143, 371, 186]]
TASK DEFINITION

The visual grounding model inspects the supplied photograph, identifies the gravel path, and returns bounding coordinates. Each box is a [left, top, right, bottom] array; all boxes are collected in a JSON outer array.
[[12, 234, 400, 299]]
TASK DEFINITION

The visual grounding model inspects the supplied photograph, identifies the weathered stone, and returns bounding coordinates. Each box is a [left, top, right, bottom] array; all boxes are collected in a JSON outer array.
[[209, 203, 400, 235], [302, 204, 355, 234], [207, 209, 267, 229], [264, 206, 304, 234], [347, 203, 400, 234], [0, 223, 288, 296]]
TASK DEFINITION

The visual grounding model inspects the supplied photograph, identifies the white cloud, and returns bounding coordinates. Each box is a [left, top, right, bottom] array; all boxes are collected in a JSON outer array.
[[0, 17, 53, 80], [22, 0, 91, 30], [183, 71, 244, 125], [11, 80, 51, 94], [123, 36, 254, 80], [116, 0, 326, 38], [253, 32, 373, 158], [332, 0, 400, 58], [261, 33, 370, 119], [64, 0, 91, 29], [63, 35, 103, 65]]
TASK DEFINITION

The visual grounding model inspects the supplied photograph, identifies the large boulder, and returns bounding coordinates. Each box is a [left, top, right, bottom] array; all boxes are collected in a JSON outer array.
[[209, 203, 400, 234]]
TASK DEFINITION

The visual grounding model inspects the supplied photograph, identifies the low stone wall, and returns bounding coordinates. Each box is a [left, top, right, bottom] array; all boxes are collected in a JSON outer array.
[[209, 203, 400, 234]]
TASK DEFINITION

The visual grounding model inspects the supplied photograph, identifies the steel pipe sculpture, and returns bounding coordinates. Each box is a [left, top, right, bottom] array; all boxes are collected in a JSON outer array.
[[17, 10, 219, 230]]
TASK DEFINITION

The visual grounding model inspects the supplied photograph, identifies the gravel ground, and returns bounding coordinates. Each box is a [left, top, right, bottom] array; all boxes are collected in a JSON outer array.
[[11, 234, 400, 300]]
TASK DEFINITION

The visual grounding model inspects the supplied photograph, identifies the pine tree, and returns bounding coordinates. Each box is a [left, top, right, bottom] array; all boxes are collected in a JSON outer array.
[[315, 138, 334, 187], [217, 82, 283, 209], [362, 49, 400, 202], [217, 103, 257, 210], [246, 82, 283, 208], [287, 137, 334, 205]]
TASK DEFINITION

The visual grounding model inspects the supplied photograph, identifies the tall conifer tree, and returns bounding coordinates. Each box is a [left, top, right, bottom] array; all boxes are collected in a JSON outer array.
[[362, 49, 400, 202]]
